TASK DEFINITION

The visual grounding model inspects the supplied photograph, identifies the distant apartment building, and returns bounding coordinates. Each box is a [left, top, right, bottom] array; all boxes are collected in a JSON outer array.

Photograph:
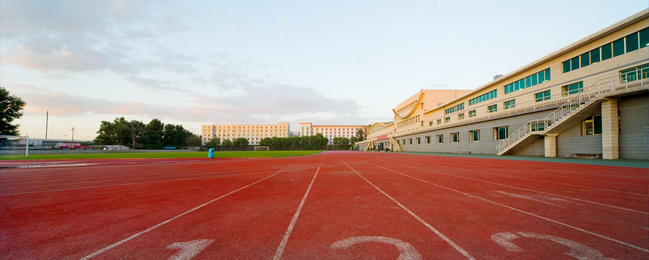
[[201, 122, 290, 145], [299, 122, 368, 145]]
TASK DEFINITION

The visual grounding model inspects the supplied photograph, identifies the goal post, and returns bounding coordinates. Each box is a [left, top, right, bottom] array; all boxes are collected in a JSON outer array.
[[254, 146, 269, 151], [0, 135, 30, 158]]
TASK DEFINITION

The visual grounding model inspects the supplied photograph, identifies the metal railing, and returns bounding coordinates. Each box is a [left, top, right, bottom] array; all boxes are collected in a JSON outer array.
[[496, 68, 647, 155]]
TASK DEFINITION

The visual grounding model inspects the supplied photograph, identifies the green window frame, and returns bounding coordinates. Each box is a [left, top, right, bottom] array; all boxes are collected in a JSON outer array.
[[562, 82, 583, 96], [488, 104, 497, 113], [535, 90, 551, 102], [590, 48, 600, 63], [409, 139, 412, 145], [451, 132, 459, 143], [563, 60, 571, 73], [445, 117, 450, 123], [601, 43, 612, 60], [531, 74, 537, 86], [584, 115, 602, 135], [470, 130, 480, 142], [612, 38, 625, 57], [626, 32, 639, 53], [580, 52, 590, 67], [640, 27, 648, 49], [416, 137, 420, 145], [504, 100, 515, 109], [570, 56, 580, 70], [545, 68, 551, 81], [495, 126, 508, 140], [437, 134, 443, 144], [469, 110, 476, 117], [621, 64, 649, 83], [426, 136, 431, 144], [538, 70, 546, 83]]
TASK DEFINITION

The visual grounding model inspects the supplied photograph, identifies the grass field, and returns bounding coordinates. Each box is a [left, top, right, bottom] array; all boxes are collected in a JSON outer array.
[[0, 150, 321, 160]]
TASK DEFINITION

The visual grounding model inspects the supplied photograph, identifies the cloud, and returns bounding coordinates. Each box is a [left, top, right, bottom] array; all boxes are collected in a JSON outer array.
[[437, 0, 446, 6], [417, 5, 427, 13]]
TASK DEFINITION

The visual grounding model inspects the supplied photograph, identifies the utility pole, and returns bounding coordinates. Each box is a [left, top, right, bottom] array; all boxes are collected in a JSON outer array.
[[45, 111, 49, 139]]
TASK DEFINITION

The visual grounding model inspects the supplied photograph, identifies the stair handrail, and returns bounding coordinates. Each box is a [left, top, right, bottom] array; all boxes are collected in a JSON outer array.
[[497, 68, 644, 155]]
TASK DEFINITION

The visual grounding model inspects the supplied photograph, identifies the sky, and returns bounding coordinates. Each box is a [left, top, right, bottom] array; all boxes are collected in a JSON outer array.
[[1, 0, 647, 141]]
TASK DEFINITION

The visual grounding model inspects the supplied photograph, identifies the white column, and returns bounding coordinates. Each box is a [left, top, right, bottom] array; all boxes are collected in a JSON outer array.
[[601, 99, 619, 159]]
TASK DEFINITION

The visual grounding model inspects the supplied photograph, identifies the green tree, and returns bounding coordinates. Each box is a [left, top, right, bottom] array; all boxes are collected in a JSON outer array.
[[204, 137, 220, 150], [232, 137, 249, 150], [127, 120, 145, 149], [221, 139, 233, 150], [356, 128, 366, 141], [142, 119, 164, 149], [186, 134, 201, 147], [349, 136, 358, 146], [259, 137, 272, 146], [0, 87, 26, 135]]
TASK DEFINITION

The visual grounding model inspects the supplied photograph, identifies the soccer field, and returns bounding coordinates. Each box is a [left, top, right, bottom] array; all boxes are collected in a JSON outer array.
[[0, 151, 647, 259]]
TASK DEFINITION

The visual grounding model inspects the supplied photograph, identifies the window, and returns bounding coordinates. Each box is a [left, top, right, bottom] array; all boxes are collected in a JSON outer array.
[[426, 136, 431, 144], [612, 38, 625, 57], [571, 56, 580, 71], [469, 110, 476, 118], [504, 68, 550, 94], [409, 139, 412, 145], [504, 100, 515, 109], [429, 121, 433, 126], [445, 103, 465, 114], [580, 52, 590, 67], [437, 119, 442, 125], [601, 43, 612, 60], [469, 89, 497, 105], [469, 130, 480, 142], [640, 27, 649, 49], [458, 113, 465, 119], [416, 137, 421, 145], [562, 82, 583, 96], [621, 64, 648, 83], [445, 117, 450, 123], [583, 115, 602, 135], [495, 126, 509, 140], [488, 104, 497, 113], [590, 48, 600, 63], [436, 134, 443, 144], [402, 139, 406, 145], [535, 90, 551, 102], [626, 32, 639, 53], [451, 132, 459, 143]]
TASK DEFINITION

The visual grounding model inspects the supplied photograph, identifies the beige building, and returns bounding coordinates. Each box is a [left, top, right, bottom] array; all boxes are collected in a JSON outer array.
[[300, 122, 368, 145], [359, 9, 649, 159], [202, 122, 290, 145]]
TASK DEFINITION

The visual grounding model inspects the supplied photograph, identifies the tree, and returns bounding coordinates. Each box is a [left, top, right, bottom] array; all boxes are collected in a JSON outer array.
[[232, 137, 249, 150], [259, 137, 272, 146], [127, 120, 145, 149], [349, 136, 358, 146], [186, 134, 201, 147], [204, 137, 220, 149], [356, 128, 366, 142], [0, 87, 26, 135], [221, 139, 233, 150], [142, 119, 164, 149]]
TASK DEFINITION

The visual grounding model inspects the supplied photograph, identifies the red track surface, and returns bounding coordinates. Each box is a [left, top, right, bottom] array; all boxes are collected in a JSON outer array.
[[1, 152, 647, 259]]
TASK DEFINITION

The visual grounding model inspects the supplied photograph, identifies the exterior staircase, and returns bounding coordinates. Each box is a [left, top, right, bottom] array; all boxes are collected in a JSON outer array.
[[497, 69, 648, 156], [388, 135, 403, 152]]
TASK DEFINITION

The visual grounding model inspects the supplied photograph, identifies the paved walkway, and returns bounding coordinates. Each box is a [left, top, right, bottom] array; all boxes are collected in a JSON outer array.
[[402, 152, 649, 168]]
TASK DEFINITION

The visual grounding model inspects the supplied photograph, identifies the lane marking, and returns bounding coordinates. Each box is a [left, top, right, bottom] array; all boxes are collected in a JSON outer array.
[[342, 161, 476, 260], [273, 155, 325, 260], [166, 239, 214, 260], [331, 236, 422, 260], [399, 164, 649, 215], [0, 171, 275, 197], [494, 191, 561, 206], [79, 160, 305, 260], [367, 162, 649, 254], [491, 232, 613, 260]]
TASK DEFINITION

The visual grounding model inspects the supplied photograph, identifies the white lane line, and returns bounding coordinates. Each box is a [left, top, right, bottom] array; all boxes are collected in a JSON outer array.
[[368, 162, 649, 254], [0, 171, 274, 197], [433, 164, 648, 197], [343, 162, 476, 260], [273, 156, 325, 260], [79, 163, 300, 260], [494, 191, 561, 207], [401, 164, 649, 215]]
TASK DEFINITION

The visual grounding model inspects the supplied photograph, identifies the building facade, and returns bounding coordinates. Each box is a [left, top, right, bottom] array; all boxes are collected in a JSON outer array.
[[358, 9, 649, 160], [299, 122, 368, 145], [202, 122, 290, 146]]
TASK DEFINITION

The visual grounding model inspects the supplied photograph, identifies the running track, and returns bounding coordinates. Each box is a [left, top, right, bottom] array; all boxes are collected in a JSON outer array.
[[0, 151, 647, 259]]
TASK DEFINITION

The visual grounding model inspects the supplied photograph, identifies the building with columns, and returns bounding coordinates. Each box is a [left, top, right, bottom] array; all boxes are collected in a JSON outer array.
[[358, 9, 648, 159]]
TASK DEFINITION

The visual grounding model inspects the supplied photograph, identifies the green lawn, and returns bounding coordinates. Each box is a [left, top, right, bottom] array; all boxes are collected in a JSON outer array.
[[0, 150, 321, 160]]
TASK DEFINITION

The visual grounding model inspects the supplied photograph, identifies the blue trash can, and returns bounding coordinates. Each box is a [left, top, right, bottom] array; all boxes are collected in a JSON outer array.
[[208, 148, 215, 158]]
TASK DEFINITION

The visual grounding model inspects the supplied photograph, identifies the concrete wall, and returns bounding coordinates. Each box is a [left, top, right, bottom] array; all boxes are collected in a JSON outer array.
[[619, 94, 649, 159], [556, 123, 603, 157]]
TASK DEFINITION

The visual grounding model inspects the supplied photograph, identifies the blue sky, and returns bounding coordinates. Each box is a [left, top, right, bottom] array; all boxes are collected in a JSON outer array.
[[2, 0, 647, 140]]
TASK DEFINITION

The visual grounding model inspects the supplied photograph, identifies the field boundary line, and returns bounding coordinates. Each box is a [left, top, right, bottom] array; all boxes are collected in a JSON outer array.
[[79, 160, 306, 260], [342, 161, 476, 260], [273, 155, 326, 259], [395, 164, 648, 215], [366, 162, 649, 254]]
